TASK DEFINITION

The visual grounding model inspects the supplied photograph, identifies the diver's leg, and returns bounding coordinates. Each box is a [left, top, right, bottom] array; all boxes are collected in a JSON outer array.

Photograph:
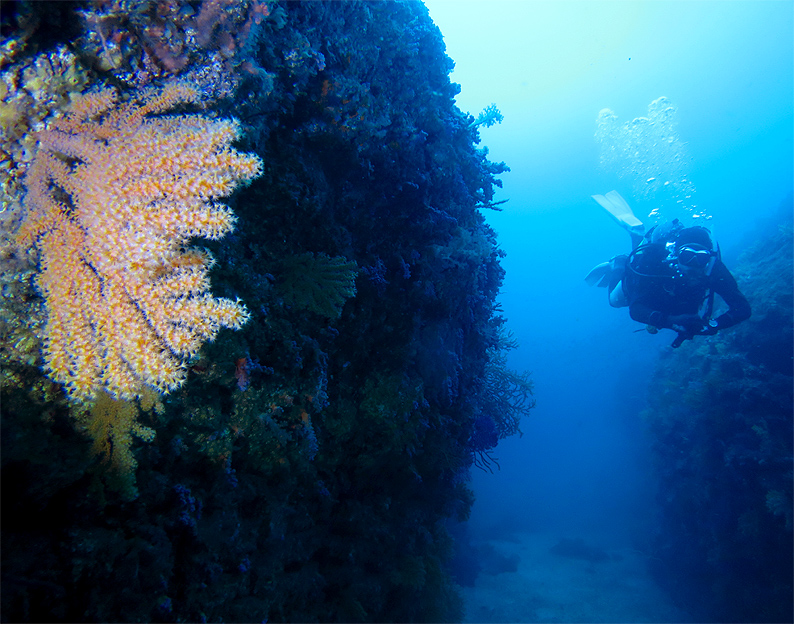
[[608, 280, 629, 308]]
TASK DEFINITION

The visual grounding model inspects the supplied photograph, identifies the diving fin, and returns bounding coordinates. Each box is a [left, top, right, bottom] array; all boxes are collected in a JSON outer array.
[[585, 261, 612, 287], [585, 255, 631, 308], [585, 254, 628, 287], [592, 191, 645, 247]]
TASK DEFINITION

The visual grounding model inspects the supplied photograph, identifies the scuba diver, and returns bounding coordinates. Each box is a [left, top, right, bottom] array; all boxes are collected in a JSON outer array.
[[586, 191, 751, 348]]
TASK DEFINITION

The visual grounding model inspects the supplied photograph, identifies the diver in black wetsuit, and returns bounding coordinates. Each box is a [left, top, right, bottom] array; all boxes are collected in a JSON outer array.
[[624, 222, 751, 346], [586, 191, 751, 347]]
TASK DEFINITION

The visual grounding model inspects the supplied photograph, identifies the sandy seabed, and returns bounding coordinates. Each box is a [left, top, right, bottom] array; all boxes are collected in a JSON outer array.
[[460, 531, 692, 623]]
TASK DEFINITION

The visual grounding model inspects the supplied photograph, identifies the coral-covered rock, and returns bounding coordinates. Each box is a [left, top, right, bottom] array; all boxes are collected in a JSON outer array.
[[645, 214, 793, 623], [1, 2, 528, 622]]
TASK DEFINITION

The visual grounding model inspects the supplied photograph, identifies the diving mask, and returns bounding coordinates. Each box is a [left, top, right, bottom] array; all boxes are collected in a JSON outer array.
[[677, 244, 714, 268]]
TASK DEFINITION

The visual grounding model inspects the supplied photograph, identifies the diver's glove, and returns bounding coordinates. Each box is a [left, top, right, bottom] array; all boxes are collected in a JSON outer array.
[[667, 314, 705, 334]]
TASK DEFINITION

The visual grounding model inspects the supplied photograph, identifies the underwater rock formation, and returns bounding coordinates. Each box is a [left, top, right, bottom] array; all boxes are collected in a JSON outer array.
[[549, 537, 610, 564], [645, 210, 793, 623], [1, 1, 530, 622]]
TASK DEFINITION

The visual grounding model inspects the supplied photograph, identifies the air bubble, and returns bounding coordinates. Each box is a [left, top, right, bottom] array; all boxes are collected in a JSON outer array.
[[595, 97, 707, 220]]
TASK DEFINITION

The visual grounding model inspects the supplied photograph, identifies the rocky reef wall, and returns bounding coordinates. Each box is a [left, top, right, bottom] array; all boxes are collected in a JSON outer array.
[[645, 207, 793, 623], [0, 2, 530, 621]]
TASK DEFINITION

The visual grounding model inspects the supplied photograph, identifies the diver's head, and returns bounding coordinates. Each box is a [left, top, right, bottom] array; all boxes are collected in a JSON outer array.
[[673, 227, 718, 275]]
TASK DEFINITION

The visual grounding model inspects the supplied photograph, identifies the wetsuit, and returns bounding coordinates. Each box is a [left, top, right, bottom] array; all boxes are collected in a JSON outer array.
[[626, 243, 751, 332]]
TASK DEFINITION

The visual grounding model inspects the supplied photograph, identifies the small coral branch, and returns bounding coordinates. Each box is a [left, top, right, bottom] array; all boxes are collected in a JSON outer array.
[[75, 390, 161, 499], [482, 330, 534, 439], [277, 252, 358, 319], [16, 82, 263, 401], [469, 103, 504, 129]]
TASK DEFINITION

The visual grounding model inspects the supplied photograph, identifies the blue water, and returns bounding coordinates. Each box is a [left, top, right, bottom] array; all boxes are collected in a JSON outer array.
[[425, 0, 793, 608]]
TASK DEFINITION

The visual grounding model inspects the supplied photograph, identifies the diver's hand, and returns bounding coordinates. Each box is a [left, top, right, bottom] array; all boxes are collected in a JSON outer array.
[[671, 333, 689, 348], [668, 314, 704, 334], [698, 320, 720, 336]]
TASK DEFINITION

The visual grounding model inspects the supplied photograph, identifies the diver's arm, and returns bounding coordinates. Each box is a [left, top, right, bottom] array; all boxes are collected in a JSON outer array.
[[630, 300, 704, 333], [629, 300, 669, 328], [711, 262, 751, 329], [629, 300, 657, 326]]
